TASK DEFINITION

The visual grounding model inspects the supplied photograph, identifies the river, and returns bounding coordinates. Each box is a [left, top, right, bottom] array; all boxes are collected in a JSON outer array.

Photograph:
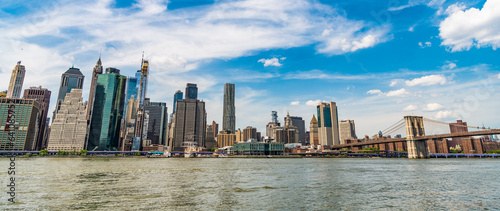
[[1, 157, 498, 210]]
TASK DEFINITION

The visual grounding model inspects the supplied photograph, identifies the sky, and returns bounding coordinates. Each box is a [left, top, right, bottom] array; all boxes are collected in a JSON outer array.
[[0, 0, 499, 137]]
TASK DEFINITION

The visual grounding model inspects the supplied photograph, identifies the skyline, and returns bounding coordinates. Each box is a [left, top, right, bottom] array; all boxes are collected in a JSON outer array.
[[1, 0, 500, 136]]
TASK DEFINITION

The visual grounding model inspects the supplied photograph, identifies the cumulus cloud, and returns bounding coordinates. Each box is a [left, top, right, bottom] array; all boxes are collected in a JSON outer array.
[[290, 101, 300, 105], [442, 62, 457, 70], [306, 100, 321, 106], [367, 89, 382, 95], [434, 110, 460, 120], [439, 0, 500, 51], [258, 57, 286, 67], [386, 88, 409, 97], [418, 41, 432, 48], [423, 103, 443, 111], [404, 105, 418, 111], [497, 73, 500, 79], [405, 75, 447, 86]]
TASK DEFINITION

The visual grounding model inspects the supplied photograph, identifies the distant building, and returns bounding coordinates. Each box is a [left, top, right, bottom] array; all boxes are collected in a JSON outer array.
[[233, 142, 284, 155], [23, 86, 51, 150], [6, 61, 26, 99], [288, 116, 305, 145], [274, 112, 299, 144], [223, 83, 236, 133], [266, 122, 280, 138], [211, 121, 219, 138], [235, 129, 243, 143], [144, 100, 168, 145], [172, 90, 183, 116], [339, 120, 357, 145], [310, 115, 319, 146], [47, 89, 87, 151], [205, 124, 217, 150], [123, 77, 138, 118], [317, 102, 340, 146], [0, 98, 40, 151], [217, 130, 236, 148], [86, 57, 103, 121], [57, 66, 84, 101], [449, 120, 468, 147], [243, 126, 258, 141], [185, 83, 198, 100], [87, 68, 127, 151]]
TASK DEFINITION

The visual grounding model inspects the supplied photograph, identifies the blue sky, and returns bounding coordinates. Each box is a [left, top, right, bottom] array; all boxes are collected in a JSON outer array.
[[0, 0, 499, 136]]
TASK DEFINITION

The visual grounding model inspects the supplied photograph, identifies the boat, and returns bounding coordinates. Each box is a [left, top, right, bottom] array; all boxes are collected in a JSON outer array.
[[183, 142, 197, 158]]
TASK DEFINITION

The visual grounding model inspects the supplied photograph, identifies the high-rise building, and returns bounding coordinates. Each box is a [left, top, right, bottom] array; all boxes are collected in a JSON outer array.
[[223, 83, 235, 133], [185, 83, 198, 100], [211, 121, 219, 138], [47, 89, 87, 151], [6, 61, 26, 99], [123, 77, 138, 118], [23, 86, 51, 150], [86, 57, 103, 121], [172, 90, 183, 116], [310, 115, 319, 146], [235, 129, 243, 143], [137, 60, 149, 107], [217, 130, 236, 148], [317, 102, 340, 146], [0, 98, 40, 151], [271, 111, 278, 123], [339, 120, 357, 144], [288, 116, 305, 145], [205, 124, 217, 150], [449, 120, 468, 147], [144, 100, 168, 145], [266, 122, 280, 138], [87, 68, 127, 151], [274, 112, 299, 144], [57, 66, 84, 101], [243, 126, 258, 141], [170, 97, 206, 151]]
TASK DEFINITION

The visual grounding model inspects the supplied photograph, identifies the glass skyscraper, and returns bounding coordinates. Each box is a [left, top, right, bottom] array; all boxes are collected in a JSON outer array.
[[172, 90, 183, 115], [185, 83, 198, 99], [123, 77, 138, 117], [57, 67, 84, 101], [87, 68, 127, 151]]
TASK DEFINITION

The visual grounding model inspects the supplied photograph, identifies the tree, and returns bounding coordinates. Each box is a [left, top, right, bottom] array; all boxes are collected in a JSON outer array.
[[80, 150, 88, 156], [39, 150, 49, 156]]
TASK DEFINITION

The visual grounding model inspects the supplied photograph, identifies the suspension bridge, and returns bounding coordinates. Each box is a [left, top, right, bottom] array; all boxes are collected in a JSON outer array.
[[331, 116, 500, 158]]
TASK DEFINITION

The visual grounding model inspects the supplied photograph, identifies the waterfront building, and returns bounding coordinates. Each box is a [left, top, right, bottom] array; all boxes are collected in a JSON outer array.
[[86, 57, 103, 121], [288, 116, 305, 145], [449, 120, 468, 147], [22, 86, 51, 150], [185, 83, 198, 100], [172, 90, 183, 116], [217, 130, 236, 147], [47, 89, 87, 151], [243, 126, 258, 141], [170, 86, 206, 151], [309, 115, 319, 146], [144, 99, 168, 145], [6, 61, 26, 99], [87, 67, 127, 151], [0, 98, 40, 151], [233, 142, 284, 155], [317, 102, 340, 146], [223, 83, 236, 133], [339, 120, 357, 145]]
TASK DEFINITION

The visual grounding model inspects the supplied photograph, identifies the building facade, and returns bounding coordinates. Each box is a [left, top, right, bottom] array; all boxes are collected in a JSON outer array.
[[86, 57, 103, 121], [6, 61, 26, 99], [0, 98, 40, 151], [223, 83, 235, 133], [47, 89, 87, 151], [339, 120, 357, 145], [171, 98, 206, 151], [87, 68, 127, 151], [288, 116, 305, 145], [310, 115, 319, 146], [172, 90, 183, 116], [185, 83, 198, 100], [22, 86, 51, 150], [317, 102, 340, 146], [144, 100, 168, 145], [217, 130, 236, 148], [243, 126, 258, 141], [57, 67, 85, 101]]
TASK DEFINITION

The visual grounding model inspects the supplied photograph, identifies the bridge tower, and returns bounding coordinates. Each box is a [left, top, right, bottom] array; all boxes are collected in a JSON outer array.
[[404, 116, 429, 158]]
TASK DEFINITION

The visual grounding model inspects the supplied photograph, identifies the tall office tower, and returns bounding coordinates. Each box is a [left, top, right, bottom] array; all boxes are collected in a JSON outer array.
[[137, 60, 149, 107], [87, 67, 127, 151], [339, 120, 357, 144], [235, 129, 243, 143], [211, 121, 219, 138], [22, 86, 51, 150], [47, 89, 87, 151], [223, 83, 235, 133], [185, 83, 198, 99], [449, 120, 468, 147], [86, 57, 103, 121], [57, 66, 84, 101], [310, 115, 319, 146], [317, 102, 340, 146], [205, 124, 217, 150], [275, 112, 299, 144], [266, 122, 280, 137], [287, 116, 305, 145], [271, 111, 278, 123], [172, 90, 183, 115], [6, 61, 26, 99], [144, 100, 168, 145], [243, 126, 258, 141], [0, 98, 40, 151], [123, 77, 138, 117], [171, 98, 206, 151]]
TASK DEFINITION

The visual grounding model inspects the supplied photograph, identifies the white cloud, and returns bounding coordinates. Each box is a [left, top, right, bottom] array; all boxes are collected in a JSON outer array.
[[434, 110, 460, 120], [386, 88, 409, 97], [404, 105, 418, 111], [258, 57, 285, 67], [405, 74, 447, 86], [367, 89, 382, 95], [306, 100, 321, 106], [423, 103, 443, 111], [497, 73, 500, 79], [439, 0, 500, 51], [442, 62, 457, 69], [290, 101, 300, 106], [418, 41, 432, 48]]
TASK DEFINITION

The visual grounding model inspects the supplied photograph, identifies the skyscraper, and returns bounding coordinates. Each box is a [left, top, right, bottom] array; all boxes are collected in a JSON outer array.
[[144, 100, 168, 145], [266, 111, 280, 138], [287, 116, 305, 145], [339, 120, 357, 144], [23, 86, 51, 150], [87, 67, 127, 151], [317, 102, 340, 146], [185, 83, 198, 100], [172, 90, 183, 115], [0, 98, 40, 151], [57, 66, 84, 101], [171, 98, 206, 151], [223, 83, 235, 133], [243, 126, 258, 141], [6, 61, 26, 99], [123, 77, 138, 117], [310, 115, 319, 146], [274, 112, 299, 144], [47, 89, 87, 151], [86, 57, 103, 121]]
